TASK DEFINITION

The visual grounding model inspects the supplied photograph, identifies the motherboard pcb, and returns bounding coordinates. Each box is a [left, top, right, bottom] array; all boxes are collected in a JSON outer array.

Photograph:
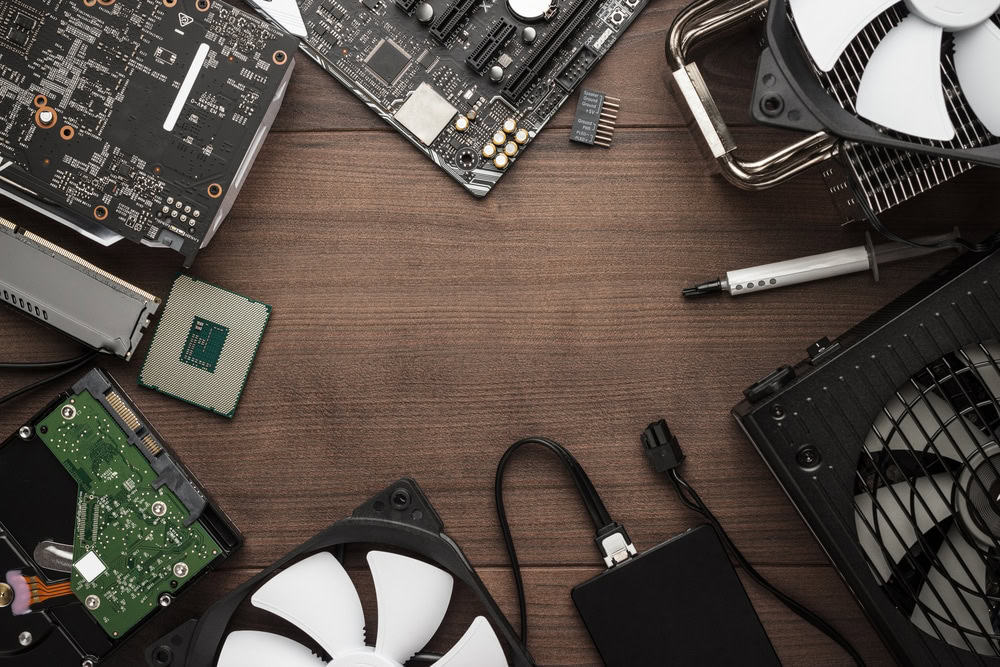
[[0, 0, 297, 265], [0, 370, 240, 665], [247, 0, 646, 195]]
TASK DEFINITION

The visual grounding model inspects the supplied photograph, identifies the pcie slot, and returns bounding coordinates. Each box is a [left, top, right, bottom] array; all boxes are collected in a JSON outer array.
[[429, 0, 479, 42], [468, 19, 517, 72], [0, 217, 160, 359], [501, 0, 602, 100]]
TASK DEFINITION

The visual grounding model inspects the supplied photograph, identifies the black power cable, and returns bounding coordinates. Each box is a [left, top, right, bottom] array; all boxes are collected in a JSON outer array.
[[0, 350, 99, 409], [847, 159, 999, 255], [641, 419, 867, 667], [495, 437, 633, 644]]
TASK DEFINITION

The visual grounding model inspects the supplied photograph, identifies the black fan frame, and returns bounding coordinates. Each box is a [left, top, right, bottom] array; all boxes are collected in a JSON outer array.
[[734, 245, 1000, 665], [144, 478, 535, 667], [750, 0, 1000, 169]]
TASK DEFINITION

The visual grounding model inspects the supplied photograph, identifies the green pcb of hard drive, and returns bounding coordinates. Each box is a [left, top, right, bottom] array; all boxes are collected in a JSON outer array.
[[36, 390, 222, 638]]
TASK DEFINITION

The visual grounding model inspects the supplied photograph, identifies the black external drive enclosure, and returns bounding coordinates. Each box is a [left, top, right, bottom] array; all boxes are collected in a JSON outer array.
[[571, 524, 781, 666]]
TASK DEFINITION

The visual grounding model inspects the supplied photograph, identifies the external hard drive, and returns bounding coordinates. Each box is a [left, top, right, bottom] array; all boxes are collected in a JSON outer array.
[[572, 524, 781, 666]]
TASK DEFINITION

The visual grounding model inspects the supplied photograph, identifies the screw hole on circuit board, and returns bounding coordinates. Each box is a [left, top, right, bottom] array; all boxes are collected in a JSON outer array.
[[94, 205, 109, 221], [82, 0, 97, 6], [207, 183, 223, 198], [60, 126, 75, 141], [97, 0, 117, 5], [272, 50, 287, 65], [33, 94, 47, 108], [34, 107, 58, 129], [162, 0, 177, 6], [195, 0, 210, 11]]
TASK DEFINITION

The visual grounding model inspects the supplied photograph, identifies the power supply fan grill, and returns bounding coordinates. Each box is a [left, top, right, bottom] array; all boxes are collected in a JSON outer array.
[[854, 342, 1000, 657], [788, 0, 1000, 144], [217, 550, 509, 667]]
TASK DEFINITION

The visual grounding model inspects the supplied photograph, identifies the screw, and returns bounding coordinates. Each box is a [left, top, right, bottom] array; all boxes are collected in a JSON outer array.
[[152, 501, 167, 517], [770, 404, 785, 420], [173, 562, 189, 578], [796, 446, 821, 469], [18, 426, 32, 440], [18, 631, 32, 646], [61, 404, 76, 419], [158, 593, 173, 607], [83, 660, 95, 667], [85, 595, 100, 610]]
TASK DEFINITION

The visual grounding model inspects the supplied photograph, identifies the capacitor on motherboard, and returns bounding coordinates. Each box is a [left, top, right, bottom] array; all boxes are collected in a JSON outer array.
[[492, 131, 506, 146], [489, 65, 504, 82], [514, 128, 529, 144], [455, 115, 470, 132], [482, 143, 497, 158], [415, 3, 434, 23], [502, 118, 517, 134], [493, 153, 510, 169], [522, 27, 537, 43], [504, 141, 518, 156]]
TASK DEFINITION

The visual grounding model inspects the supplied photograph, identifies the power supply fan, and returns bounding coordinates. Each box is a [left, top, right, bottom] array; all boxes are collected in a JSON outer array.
[[789, 0, 1000, 141], [217, 551, 507, 666], [854, 342, 1000, 655], [145, 479, 534, 667]]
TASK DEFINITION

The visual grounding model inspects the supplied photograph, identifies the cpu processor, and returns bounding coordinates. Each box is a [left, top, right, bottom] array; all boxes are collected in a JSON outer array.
[[139, 275, 271, 418]]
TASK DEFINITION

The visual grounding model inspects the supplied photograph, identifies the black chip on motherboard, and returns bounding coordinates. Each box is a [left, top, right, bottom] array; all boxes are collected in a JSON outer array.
[[6, 28, 28, 47], [14, 13, 36, 29], [367, 39, 411, 84]]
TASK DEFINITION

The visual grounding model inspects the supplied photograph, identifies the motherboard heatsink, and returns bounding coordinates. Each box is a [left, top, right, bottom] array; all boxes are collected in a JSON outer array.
[[0, 0, 297, 265], [245, 0, 646, 196]]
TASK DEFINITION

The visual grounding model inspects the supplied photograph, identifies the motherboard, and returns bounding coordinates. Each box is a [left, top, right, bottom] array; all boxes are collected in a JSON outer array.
[[247, 0, 646, 195], [0, 0, 297, 265]]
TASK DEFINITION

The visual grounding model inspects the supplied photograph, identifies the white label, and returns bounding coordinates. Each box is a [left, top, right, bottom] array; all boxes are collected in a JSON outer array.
[[74, 551, 107, 583], [593, 27, 613, 50], [164, 42, 209, 132]]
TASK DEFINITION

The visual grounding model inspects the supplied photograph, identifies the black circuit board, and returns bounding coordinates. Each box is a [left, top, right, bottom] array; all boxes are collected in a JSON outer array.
[[267, 0, 645, 196], [0, 0, 297, 265]]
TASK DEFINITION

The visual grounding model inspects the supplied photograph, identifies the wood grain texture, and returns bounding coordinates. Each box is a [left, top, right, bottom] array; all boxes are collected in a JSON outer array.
[[1, 2, 999, 665]]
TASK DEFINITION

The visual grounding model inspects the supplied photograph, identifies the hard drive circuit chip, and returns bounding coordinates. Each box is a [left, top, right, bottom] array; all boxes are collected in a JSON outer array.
[[139, 275, 271, 418]]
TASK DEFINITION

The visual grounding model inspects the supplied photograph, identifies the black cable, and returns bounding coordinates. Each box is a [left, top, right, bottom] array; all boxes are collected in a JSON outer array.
[[847, 160, 998, 255], [495, 437, 621, 644], [0, 350, 98, 409], [0, 350, 96, 370], [641, 420, 866, 666], [668, 469, 866, 666]]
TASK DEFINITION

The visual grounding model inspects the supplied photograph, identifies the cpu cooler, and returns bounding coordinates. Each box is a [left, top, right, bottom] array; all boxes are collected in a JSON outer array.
[[144, 479, 534, 667], [669, 0, 999, 222], [734, 245, 1000, 663]]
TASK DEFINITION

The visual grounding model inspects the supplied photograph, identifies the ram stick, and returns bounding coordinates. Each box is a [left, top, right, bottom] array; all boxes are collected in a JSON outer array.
[[0, 217, 160, 360]]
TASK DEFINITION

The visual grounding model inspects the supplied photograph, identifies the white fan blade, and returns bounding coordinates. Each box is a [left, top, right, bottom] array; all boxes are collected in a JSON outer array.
[[245, 0, 308, 37], [867, 386, 986, 462], [432, 617, 508, 667], [856, 16, 956, 141], [368, 551, 454, 664], [910, 526, 994, 654], [217, 631, 326, 667], [855, 473, 955, 582], [955, 21, 1000, 137], [251, 552, 366, 660], [788, 0, 898, 71]]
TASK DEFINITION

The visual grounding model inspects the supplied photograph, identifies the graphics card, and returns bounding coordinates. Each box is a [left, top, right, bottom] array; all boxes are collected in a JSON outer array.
[[734, 245, 1000, 663], [145, 479, 534, 667], [0, 369, 241, 665], [0, 0, 297, 265]]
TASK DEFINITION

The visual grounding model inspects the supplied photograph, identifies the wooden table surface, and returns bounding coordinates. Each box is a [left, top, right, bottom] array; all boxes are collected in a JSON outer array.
[[2, 1, 999, 664]]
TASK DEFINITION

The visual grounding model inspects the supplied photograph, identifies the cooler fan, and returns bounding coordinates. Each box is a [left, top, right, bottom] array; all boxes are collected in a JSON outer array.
[[855, 343, 1000, 656], [217, 551, 507, 666], [146, 479, 534, 667], [789, 0, 1000, 141], [734, 247, 1000, 664]]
